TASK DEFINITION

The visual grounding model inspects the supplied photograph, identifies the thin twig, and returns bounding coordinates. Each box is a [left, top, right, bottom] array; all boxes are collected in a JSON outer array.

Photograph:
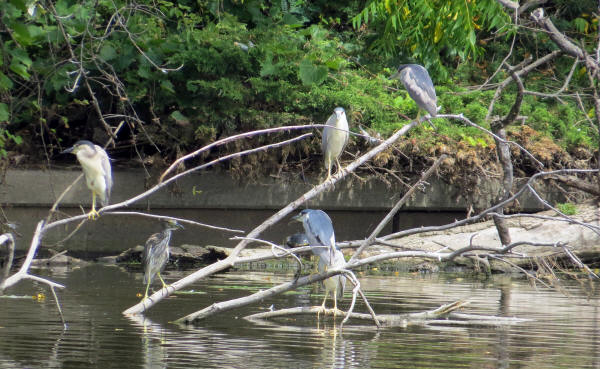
[[50, 286, 67, 329], [107, 212, 245, 233], [350, 155, 446, 261]]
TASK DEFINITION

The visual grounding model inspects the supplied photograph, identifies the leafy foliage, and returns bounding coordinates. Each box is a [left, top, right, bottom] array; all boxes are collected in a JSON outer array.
[[0, 0, 596, 177], [352, 0, 510, 79]]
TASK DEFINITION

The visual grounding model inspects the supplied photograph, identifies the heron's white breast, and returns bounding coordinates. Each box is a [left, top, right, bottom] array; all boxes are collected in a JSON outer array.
[[77, 151, 108, 194]]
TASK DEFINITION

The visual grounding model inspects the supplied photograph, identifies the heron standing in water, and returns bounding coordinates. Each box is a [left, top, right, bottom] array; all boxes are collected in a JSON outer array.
[[292, 209, 346, 316], [142, 219, 184, 300]]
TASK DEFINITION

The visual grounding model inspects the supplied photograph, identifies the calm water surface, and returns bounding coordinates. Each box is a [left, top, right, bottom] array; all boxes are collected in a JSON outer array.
[[0, 264, 599, 368]]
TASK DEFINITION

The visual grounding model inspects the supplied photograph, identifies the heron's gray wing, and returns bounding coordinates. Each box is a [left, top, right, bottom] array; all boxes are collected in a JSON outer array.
[[341, 118, 349, 152], [95, 145, 113, 205], [401, 67, 437, 114], [307, 211, 336, 248], [321, 112, 337, 154]]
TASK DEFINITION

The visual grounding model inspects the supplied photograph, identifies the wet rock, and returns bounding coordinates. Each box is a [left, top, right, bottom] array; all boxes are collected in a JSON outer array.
[[31, 253, 89, 267], [408, 261, 440, 273], [98, 244, 229, 267], [171, 244, 227, 267]]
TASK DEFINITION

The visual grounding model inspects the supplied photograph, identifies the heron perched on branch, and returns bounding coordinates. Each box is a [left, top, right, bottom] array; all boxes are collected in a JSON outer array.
[[322, 107, 349, 181], [61, 140, 112, 220], [292, 209, 346, 316], [390, 64, 438, 119], [142, 219, 184, 301]]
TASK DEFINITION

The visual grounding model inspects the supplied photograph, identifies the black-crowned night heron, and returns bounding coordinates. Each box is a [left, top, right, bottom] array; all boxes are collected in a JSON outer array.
[[292, 209, 346, 316], [322, 107, 349, 181], [62, 140, 113, 220], [390, 64, 438, 119], [142, 219, 183, 300]]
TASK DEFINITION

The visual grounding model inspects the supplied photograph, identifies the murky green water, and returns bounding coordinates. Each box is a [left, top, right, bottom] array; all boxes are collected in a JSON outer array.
[[1, 264, 599, 368]]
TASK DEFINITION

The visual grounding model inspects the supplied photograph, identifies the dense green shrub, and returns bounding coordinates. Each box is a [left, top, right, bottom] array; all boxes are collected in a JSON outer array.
[[0, 0, 597, 169]]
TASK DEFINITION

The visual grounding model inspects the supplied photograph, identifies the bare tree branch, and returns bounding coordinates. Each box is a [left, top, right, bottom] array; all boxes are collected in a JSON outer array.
[[380, 169, 598, 241], [517, 0, 548, 16], [245, 300, 469, 327], [350, 155, 446, 261], [550, 175, 600, 196], [438, 113, 544, 168], [106, 212, 245, 234], [0, 221, 65, 328], [0, 233, 15, 286], [530, 8, 599, 74], [127, 118, 427, 315]]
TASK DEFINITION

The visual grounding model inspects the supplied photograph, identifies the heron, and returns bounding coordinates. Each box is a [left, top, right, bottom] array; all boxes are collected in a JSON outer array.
[[292, 209, 346, 316], [142, 219, 184, 301], [61, 140, 112, 220], [322, 107, 349, 182], [390, 64, 438, 120]]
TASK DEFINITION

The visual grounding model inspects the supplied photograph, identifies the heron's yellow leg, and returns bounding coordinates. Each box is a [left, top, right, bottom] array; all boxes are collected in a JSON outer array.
[[88, 192, 100, 220], [143, 280, 151, 300], [325, 163, 333, 182], [317, 291, 328, 319], [335, 158, 343, 176], [157, 272, 169, 289], [321, 291, 329, 313]]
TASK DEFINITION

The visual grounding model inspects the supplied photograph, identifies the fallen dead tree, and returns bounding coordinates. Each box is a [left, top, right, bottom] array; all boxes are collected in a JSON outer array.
[[244, 300, 531, 329]]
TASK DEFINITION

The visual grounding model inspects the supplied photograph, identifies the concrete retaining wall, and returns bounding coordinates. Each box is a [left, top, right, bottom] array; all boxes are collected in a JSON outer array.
[[0, 168, 569, 254], [0, 168, 566, 212]]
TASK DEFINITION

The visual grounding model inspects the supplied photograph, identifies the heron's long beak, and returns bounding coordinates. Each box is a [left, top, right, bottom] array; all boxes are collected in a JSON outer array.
[[61, 146, 74, 154], [289, 214, 302, 225], [389, 70, 401, 80]]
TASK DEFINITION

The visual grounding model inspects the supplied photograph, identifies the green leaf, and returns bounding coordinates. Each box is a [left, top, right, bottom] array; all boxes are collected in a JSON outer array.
[[11, 22, 33, 46], [11, 135, 22, 145], [99, 44, 117, 61], [170, 110, 189, 125], [160, 79, 175, 94], [573, 18, 588, 33], [9, 60, 30, 80], [9, 0, 27, 12], [298, 58, 328, 86], [260, 53, 277, 77], [468, 30, 476, 47], [0, 72, 13, 91], [0, 103, 9, 122], [137, 66, 151, 79], [325, 58, 344, 71]]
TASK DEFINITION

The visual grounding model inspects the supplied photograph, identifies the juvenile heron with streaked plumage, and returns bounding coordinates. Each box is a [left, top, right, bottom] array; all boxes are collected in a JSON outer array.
[[61, 140, 113, 220], [141, 219, 184, 301], [390, 64, 438, 120]]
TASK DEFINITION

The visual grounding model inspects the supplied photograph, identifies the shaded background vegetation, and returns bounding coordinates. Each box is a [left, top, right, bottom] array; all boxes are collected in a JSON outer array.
[[0, 0, 598, 179]]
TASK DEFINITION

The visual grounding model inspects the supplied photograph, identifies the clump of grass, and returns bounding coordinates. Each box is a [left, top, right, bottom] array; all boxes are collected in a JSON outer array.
[[556, 202, 577, 215]]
